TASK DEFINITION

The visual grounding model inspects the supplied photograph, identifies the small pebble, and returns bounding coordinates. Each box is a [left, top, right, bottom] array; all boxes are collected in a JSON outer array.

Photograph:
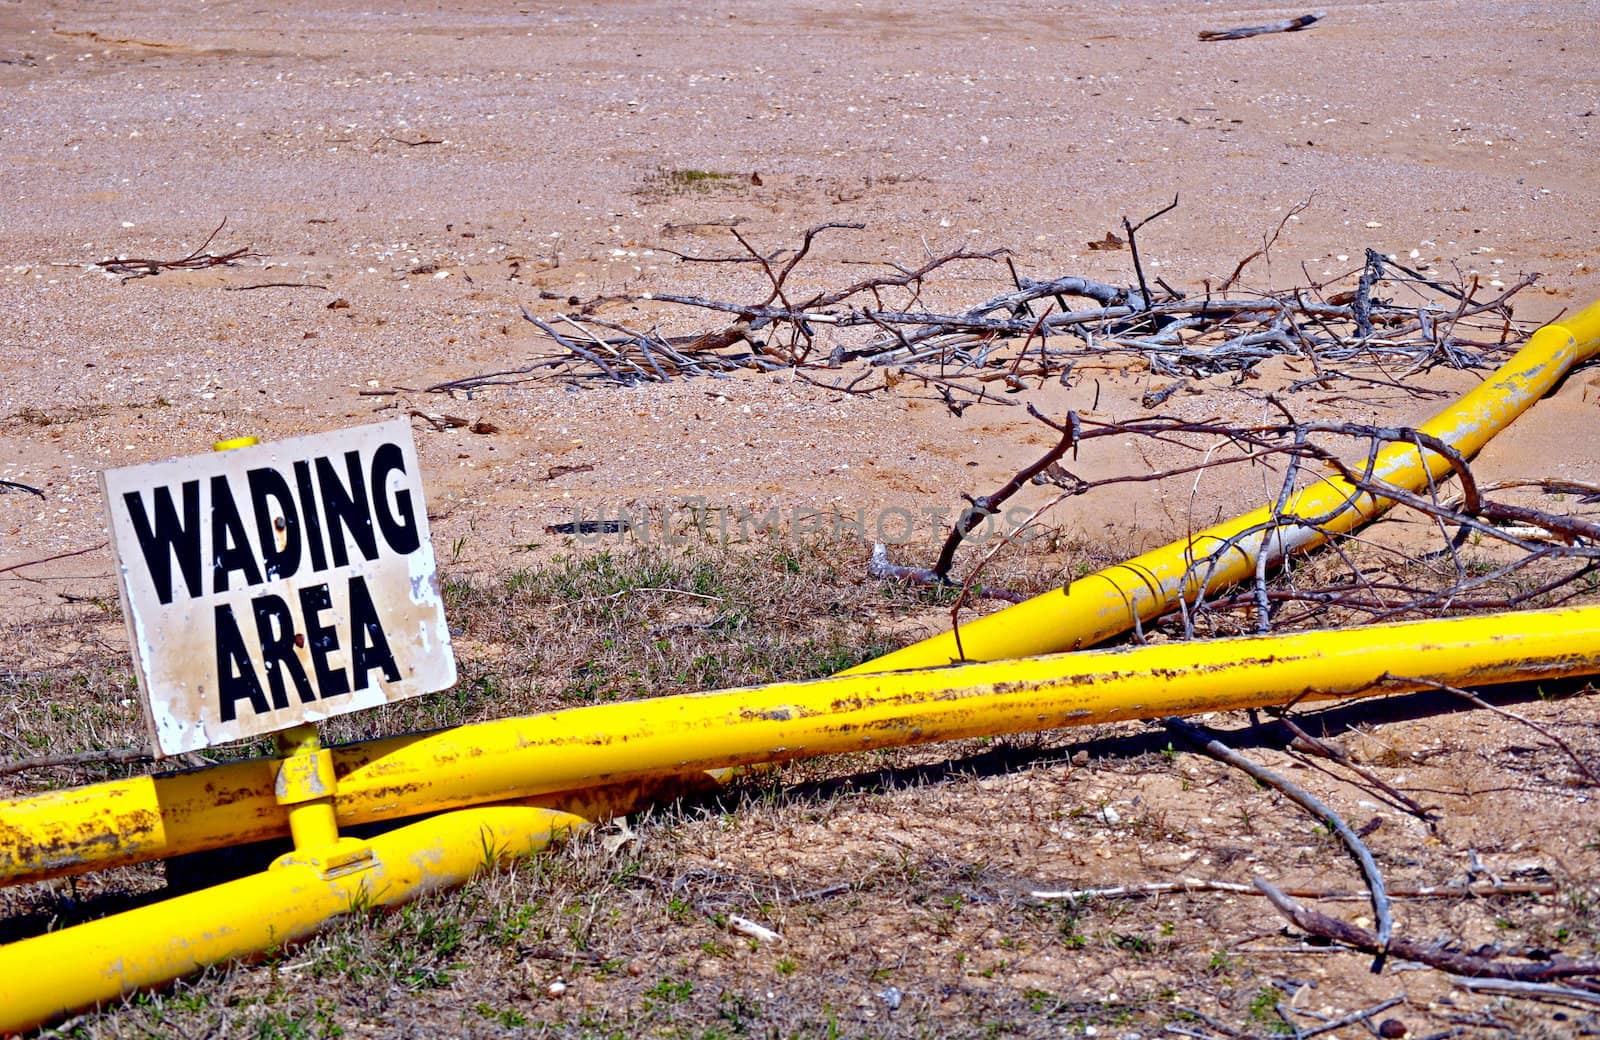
[[546, 980, 568, 997], [1377, 1019, 1406, 1038]]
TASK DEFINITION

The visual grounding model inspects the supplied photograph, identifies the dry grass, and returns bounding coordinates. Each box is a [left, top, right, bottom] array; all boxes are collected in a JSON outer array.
[[5, 539, 1600, 1039]]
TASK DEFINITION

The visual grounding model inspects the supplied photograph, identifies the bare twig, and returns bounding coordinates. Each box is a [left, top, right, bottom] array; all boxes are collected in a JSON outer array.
[[1219, 196, 1314, 291], [928, 405, 1079, 579], [866, 544, 1026, 604], [1032, 879, 1556, 902], [1256, 879, 1600, 982], [1165, 716, 1393, 962], [1449, 976, 1600, 1008], [1298, 997, 1404, 1039], [222, 282, 330, 292], [1122, 194, 1179, 315], [0, 746, 150, 777], [1275, 714, 1437, 821], [0, 479, 45, 498], [0, 542, 108, 575], [95, 218, 258, 281]]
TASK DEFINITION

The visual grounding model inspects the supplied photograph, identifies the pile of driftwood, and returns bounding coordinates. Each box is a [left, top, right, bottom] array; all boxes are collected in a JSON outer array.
[[428, 211, 1541, 412]]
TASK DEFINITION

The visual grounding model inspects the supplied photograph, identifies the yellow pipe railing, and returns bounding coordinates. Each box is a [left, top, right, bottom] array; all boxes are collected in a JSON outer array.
[[843, 297, 1600, 672], [3, 300, 1598, 888], [6, 602, 1600, 887], [4, 604, 1600, 1028], [0, 803, 587, 1031], [0, 772, 722, 1032]]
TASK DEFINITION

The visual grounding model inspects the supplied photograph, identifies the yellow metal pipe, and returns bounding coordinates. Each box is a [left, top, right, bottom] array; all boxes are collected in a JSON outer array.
[[0, 772, 716, 1033], [2, 302, 1595, 886], [7, 604, 1599, 888], [843, 298, 1600, 673], [240, 603, 1600, 811], [0, 803, 587, 1033], [213, 438, 348, 856]]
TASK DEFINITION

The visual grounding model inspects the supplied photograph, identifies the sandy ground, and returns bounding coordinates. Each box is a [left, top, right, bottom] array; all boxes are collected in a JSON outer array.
[[3, 0, 1599, 594], [2, 0, 1600, 1035]]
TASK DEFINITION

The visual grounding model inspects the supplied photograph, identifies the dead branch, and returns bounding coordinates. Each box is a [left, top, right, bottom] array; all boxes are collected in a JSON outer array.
[[1295, 998, 1405, 1040], [1031, 879, 1556, 902], [221, 281, 330, 292], [372, 134, 443, 147], [0, 542, 107, 576], [427, 218, 1542, 420], [929, 405, 1079, 579], [0, 746, 150, 777], [1199, 12, 1323, 42], [865, 544, 1026, 604], [95, 218, 259, 282], [1122, 194, 1179, 318], [1255, 878, 1600, 982], [1164, 716, 1394, 959], [1219, 196, 1314, 291], [1450, 976, 1600, 1008], [1275, 713, 1438, 821], [0, 479, 45, 498]]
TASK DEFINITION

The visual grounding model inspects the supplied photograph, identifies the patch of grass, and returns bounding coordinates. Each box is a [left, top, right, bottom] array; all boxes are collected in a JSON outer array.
[[474, 1002, 528, 1028], [645, 976, 695, 1004], [633, 167, 749, 201], [1246, 987, 1291, 1035], [660, 168, 743, 194], [308, 892, 467, 993], [4, 402, 114, 428]]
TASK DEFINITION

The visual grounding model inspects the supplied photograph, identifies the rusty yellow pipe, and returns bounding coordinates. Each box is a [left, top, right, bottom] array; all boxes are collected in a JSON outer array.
[[1, 302, 1595, 886], [196, 603, 1600, 810], [7, 604, 1600, 888], [843, 298, 1600, 673]]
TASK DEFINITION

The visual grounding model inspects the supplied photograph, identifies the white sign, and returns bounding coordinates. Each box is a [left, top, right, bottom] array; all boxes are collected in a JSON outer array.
[[101, 420, 456, 755]]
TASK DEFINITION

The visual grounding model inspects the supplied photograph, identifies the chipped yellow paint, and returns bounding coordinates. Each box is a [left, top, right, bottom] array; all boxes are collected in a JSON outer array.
[[273, 724, 341, 851], [5, 604, 1600, 888]]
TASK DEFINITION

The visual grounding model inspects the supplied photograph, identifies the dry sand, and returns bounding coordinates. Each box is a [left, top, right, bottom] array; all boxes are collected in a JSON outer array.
[[3, 0, 1598, 593], [2, 0, 1599, 1034]]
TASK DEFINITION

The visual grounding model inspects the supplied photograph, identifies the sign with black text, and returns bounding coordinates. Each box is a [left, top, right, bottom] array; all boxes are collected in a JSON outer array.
[[101, 420, 456, 755]]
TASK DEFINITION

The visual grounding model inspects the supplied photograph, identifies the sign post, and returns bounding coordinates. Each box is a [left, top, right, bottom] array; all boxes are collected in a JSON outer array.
[[100, 419, 457, 760], [210, 435, 343, 852]]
